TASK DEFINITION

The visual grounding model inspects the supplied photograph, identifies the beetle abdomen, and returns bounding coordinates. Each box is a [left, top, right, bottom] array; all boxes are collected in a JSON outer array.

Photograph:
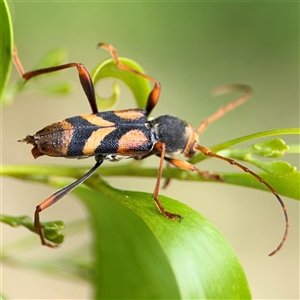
[[20, 109, 155, 159], [20, 119, 80, 158]]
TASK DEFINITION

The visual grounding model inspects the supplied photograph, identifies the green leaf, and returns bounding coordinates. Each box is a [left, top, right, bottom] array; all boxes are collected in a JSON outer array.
[[218, 138, 297, 177], [186, 129, 300, 200], [1, 167, 251, 298], [189, 128, 300, 164], [223, 171, 300, 200], [24, 179, 253, 298], [0, 0, 13, 104], [76, 181, 251, 299], [251, 138, 289, 158], [0, 214, 65, 244], [246, 159, 296, 177], [91, 57, 151, 110]]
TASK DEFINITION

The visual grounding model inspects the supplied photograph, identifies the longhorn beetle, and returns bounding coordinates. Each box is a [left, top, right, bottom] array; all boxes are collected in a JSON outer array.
[[14, 43, 289, 255]]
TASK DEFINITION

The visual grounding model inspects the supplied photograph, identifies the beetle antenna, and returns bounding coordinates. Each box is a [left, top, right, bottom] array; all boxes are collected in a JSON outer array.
[[196, 84, 252, 134], [195, 144, 289, 256]]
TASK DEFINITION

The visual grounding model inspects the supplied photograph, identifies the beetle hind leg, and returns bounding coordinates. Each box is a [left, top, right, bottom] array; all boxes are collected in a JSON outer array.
[[34, 159, 103, 247]]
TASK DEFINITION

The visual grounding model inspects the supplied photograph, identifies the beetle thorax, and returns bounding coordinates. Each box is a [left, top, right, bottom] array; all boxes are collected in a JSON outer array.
[[149, 115, 195, 155]]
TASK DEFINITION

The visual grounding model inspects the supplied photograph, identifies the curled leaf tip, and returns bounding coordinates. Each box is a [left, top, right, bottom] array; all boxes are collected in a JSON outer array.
[[95, 81, 121, 110], [91, 57, 151, 110]]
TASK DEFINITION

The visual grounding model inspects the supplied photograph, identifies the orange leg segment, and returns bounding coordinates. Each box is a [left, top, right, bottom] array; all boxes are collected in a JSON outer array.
[[98, 43, 161, 116], [152, 142, 183, 221], [163, 156, 222, 182]]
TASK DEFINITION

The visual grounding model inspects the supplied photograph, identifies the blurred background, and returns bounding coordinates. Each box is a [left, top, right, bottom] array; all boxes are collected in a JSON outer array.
[[2, 1, 299, 299]]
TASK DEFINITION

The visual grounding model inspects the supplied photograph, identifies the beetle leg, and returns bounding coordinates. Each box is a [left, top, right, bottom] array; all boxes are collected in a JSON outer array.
[[152, 142, 183, 221], [162, 156, 223, 181], [196, 85, 252, 134], [98, 43, 161, 116], [35, 158, 103, 248], [12, 48, 98, 114]]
